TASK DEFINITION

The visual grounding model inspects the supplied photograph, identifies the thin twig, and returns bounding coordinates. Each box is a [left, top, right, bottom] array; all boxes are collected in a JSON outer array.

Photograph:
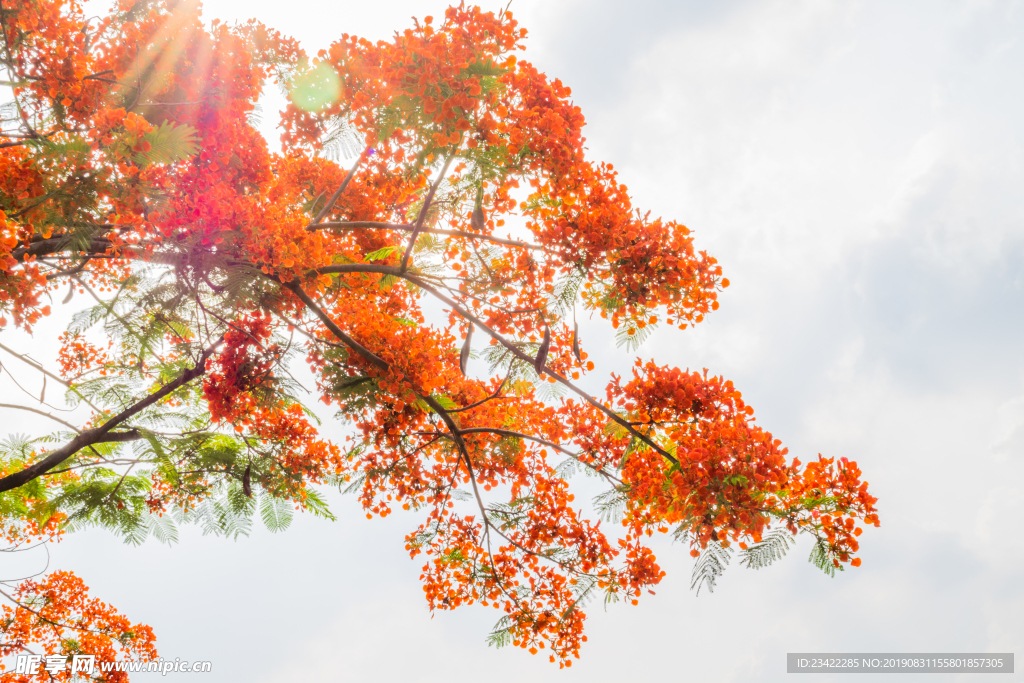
[[0, 404, 82, 433], [0, 342, 103, 414], [308, 150, 368, 227], [400, 153, 458, 272]]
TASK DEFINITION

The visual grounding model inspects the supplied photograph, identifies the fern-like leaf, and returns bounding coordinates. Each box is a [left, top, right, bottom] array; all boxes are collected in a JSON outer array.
[[320, 116, 363, 161], [808, 535, 845, 578], [139, 122, 199, 165], [739, 528, 795, 570], [259, 493, 294, 532], [486, 615, 515, 649], [592, 488, 627, 524], [615, 321, 655, 351], [364, 245, 399, 262], [145, 512, 179, 545], [691, 541, 732, 596]]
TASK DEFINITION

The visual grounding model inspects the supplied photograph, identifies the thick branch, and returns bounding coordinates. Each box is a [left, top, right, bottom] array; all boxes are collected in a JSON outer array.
[[12, 236, 113, 262], [282, 281, 388, 369], [0, 341, 221, 493], [314, 221, 542, 250]]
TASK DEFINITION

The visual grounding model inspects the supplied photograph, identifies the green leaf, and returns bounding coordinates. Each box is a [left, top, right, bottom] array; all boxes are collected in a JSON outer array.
[[691, 541, 732, 596], [592, 488, 627, 524], [145, 512, 179, 545], [298, 487, 336, 521], [615, 320, 655, 351], [486, 616, 515, 649], [808, 535, 845, 578], [364, 245, 399, 262], [738, 528, 794, 570], [464, 60, 506, 77], [138, 122, 199, 165], [259, 493, 294, 532], [431, 393, 456, 410], [412, 393, 457, 412]]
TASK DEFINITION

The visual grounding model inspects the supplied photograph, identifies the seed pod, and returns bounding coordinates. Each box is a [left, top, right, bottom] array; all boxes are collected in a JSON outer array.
[[62, 282, 74, 304], [459, 323, 474, 376], [534, 323, 550, 376], [242, 464, 252, 498], [572, 321, 582, 362], [470, 186, 485, 231]]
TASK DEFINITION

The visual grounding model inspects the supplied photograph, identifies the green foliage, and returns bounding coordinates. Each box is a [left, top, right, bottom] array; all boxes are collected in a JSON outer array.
[[184, 481, 255, 540], [412, 393, 457, 412], [548, 267, 585, 318], [138, 122, 199, 165], [319, 115, 363, 161], [259, 492, 294, 532], [535, 378, 567, 402], [0, 435, 53, 536], [53, 466, 154, 542], [25, 137, 92, 166], [327, 373, 380, 418], [486, 615, 515, 649], [246, 101, 263, 128], [0, 100, 19, 125], [413, 232, 446, 256], [738, 528, 795, 570], [691, 541, 732, 596], [463, 59, 506, 78], [490, 435, 524, 469], [0, 433, 36, 462], [670, 524, 690, 545], [486, 496, 535, 531], [554, 454, 611, 481], [407, 519, 440, 552], [615, 321, 654, 352], [808, 535, 845, 578], [363, 245, 399, 262], [375, 103, 406, 144], [592, 488, 627, 524], [482, 338, 563, 400]]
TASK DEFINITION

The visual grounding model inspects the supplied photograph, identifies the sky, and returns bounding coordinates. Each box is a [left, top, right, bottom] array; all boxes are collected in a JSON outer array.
[[2, 0, 1023, 681]]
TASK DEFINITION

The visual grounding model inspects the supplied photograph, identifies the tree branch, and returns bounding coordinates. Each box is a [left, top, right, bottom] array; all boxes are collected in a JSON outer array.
[[313, 221, 542, 250], [294, 263, 677, 464], [448, 371, 511, 413], [308, 150, 367, 227], [282, 281, 388, 370], [400, 153, 457, 272], [0, 404, 82, 433], [11, 236, 112, 262], [0, 342, 103, 414], [0, 340, 222, 492]]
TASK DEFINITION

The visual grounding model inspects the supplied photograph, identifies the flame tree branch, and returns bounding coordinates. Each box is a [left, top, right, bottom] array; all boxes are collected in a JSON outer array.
[[0, 339, 223, 492]]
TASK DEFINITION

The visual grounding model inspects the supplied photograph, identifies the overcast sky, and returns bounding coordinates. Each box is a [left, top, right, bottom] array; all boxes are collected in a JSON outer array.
[[3, 1, 1023, 681]]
